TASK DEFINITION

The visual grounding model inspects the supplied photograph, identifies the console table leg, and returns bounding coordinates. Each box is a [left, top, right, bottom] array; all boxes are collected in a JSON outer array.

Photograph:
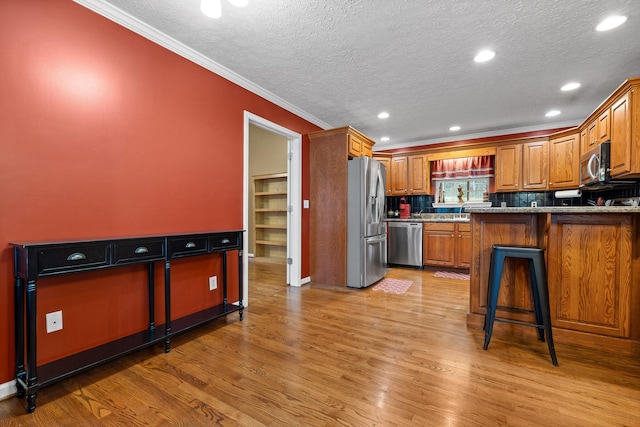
[[26, 391, 37, 413], [26, 280, 38, 412], [148, 263, 155, 336], [14, 275, 26, 398], [238, 248, 244, 321], [164, 261, 171, 353], [16, 382, 25, 399]]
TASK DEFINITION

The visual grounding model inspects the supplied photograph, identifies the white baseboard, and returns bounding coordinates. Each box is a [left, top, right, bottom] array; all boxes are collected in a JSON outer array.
[[300, 276, 311, 285], [0, 380, 16, 401]]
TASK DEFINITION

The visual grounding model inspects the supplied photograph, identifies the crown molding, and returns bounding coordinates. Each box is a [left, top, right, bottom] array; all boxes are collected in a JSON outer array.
[[375, 119, 582, 151], [73, 0, 332, 130]]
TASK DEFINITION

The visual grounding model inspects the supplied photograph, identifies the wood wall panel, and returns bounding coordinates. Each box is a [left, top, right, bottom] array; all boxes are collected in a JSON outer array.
[[548, 215, 632, 338], [469, 213, 542, 318]]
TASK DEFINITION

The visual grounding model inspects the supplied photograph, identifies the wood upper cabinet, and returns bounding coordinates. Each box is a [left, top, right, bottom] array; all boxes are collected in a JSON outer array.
[[495, 144, 522, 192], [521, 140, 548, 190], [548, 132, 580, 189], [407, 154, 429, 194], [581, 109, 610, 154], [609, 90, 634, 177], [373, 155, 392, 195], [547, 214, 633, 338], [390, 154, 429, 195], [496, 140, 548, 192], [390, 156, 408, 195], [423, 222, 470, 269], [347, 128, 375, 158]]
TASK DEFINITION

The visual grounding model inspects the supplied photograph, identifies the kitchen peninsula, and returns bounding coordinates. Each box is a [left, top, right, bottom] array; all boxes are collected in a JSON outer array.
[[465, 206, 640, 356]]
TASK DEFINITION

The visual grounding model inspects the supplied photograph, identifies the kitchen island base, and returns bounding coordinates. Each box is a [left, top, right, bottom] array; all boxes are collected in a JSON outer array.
[[467, 208, 640, 357]]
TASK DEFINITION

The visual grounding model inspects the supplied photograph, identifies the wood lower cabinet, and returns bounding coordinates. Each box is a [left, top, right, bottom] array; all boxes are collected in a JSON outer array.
[[548, 131, 580, 189], [547, 214, 633, 338], [456, 223, 471, 268], [423, 222, 470, 268]]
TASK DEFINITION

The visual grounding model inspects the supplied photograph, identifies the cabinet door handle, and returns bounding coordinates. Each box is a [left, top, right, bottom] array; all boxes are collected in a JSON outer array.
[[221, 238, 230, 244], [67, 252, 86, 261], [185, 242, 196, 249], [134, 246, 149, 254]]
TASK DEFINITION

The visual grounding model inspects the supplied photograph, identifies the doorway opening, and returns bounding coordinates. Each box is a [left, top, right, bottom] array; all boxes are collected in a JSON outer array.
[[243, 112, 302, 307]]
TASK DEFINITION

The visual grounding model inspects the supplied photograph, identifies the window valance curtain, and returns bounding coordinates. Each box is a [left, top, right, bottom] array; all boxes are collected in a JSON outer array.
[[431, 155, 494, 180]]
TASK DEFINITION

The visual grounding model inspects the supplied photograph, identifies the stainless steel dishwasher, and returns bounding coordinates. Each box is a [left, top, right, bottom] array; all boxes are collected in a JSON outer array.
[[387, 222, 423, 267]]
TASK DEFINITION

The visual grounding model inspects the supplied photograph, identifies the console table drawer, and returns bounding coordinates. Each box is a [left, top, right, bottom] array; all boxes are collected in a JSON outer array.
[[210, 232, 241, 251], [168, 236, 209, 258], [37, 243, 111, 276], [114, 239, 165, 265]]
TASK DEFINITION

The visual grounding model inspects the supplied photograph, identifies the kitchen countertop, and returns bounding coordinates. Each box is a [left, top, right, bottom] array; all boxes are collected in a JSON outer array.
[[465, 206, 640, 214], [385, 214, 470, 222], [385, 206, 640, 222]]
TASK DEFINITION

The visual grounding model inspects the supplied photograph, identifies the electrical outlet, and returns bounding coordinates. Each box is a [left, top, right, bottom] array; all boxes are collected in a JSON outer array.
[[46, 310, 63, 333], [209, 276, 218, 291]]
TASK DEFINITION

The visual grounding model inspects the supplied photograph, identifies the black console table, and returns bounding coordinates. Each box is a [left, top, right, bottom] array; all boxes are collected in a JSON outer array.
[[11, 230, 243, 413]]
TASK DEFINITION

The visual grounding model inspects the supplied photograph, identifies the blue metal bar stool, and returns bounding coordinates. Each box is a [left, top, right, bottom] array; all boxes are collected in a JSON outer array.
[[483, 245, 558, 366]]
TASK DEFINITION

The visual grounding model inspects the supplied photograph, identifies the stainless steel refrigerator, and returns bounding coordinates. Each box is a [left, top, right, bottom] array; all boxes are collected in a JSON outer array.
[[347, 156, 387, 288]]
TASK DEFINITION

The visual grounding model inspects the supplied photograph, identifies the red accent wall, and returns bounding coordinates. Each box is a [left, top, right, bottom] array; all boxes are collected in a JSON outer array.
[[0, 0, 319, 383]]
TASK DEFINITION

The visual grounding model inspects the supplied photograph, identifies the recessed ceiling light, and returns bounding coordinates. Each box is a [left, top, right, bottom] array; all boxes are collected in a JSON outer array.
[[474, 50, 495, 63], [545, 110, 561, 117], [381, 137, 390, 142], [377, 112, 390, 119], [449, 126, 461, 131], [201, 0, 222, 18], [596, 15, 627, 31], [561, 82, 581, 91]]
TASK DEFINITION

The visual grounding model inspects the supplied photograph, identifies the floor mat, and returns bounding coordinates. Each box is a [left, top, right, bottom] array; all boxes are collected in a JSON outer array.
[[434, 271, 470, 280], [372, 278, 413, 294]]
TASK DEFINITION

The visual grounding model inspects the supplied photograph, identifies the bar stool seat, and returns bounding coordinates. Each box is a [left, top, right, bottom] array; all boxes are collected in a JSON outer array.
[[483, 245, 558, 366]]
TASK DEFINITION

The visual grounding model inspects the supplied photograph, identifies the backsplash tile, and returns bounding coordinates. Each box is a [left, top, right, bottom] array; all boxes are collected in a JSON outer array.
[[386, 183, 640, 212]]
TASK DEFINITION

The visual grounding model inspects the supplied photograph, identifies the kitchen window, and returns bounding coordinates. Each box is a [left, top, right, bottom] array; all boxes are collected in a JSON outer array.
[[433, 178, 489, 203], [431, 156, 494, 203]]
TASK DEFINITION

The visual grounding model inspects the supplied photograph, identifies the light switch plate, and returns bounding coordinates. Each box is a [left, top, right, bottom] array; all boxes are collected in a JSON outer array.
[[46, 310, 63, 333]]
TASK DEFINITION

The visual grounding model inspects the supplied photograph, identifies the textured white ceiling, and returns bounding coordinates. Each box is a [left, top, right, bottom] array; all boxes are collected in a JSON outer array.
[[77, 0, 640, 149]]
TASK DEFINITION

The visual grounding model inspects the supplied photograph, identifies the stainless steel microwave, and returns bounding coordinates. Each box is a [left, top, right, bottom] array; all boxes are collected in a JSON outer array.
[[580, 141, 611, 187]]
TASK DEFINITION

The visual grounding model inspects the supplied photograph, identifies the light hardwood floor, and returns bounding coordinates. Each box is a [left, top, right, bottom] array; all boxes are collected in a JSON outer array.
[[1, 261, 639, 426]]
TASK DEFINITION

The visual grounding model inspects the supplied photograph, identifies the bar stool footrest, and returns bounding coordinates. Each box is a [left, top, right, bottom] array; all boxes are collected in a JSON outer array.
[[496, 305, 536, 314], [495, 318, 545, 329]]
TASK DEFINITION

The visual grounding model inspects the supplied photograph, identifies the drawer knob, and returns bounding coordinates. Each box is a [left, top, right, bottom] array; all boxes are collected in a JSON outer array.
[[67, 252, 86, 261], [221, 238, 230, 244], [185, 242, 196, 249], [134, 246, 149, 254]]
